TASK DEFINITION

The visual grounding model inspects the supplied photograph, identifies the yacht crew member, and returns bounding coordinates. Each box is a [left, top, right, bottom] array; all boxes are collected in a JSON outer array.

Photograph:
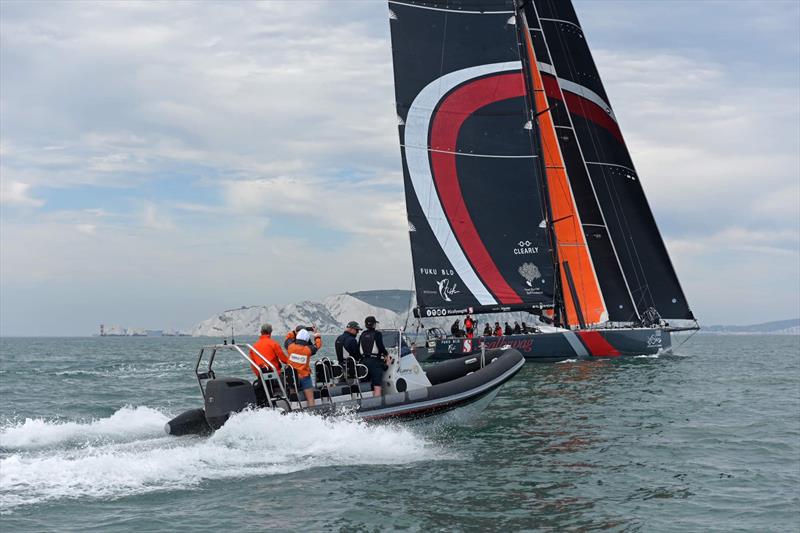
[[504, 322, 513, 335], [513, 321, 521, 334], [358, 316, 388, 396], [464, 315, 474, 339], [483, 323, 492, 336], [248, 323, 287, 377], [286, 327, 322, 407], [335, 321, 362, 366], [451, 319, 462, 338], [493, 322, 503, 336]]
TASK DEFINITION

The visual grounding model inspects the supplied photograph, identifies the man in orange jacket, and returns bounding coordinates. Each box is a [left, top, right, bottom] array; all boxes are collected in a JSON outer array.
[[285, 327, 322, 407], [248, 323, 287, 377]]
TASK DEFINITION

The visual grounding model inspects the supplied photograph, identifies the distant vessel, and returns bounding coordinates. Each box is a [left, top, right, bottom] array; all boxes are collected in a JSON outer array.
[[388, 0, 698, 360]]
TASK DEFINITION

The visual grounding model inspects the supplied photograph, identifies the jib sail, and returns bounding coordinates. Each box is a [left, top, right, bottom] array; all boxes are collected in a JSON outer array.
[[526, 0, 694, 321], [389, 0, 556, 318]]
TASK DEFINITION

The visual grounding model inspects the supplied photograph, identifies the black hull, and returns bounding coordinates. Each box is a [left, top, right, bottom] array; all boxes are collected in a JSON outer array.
[[421, 327, 675, 363]]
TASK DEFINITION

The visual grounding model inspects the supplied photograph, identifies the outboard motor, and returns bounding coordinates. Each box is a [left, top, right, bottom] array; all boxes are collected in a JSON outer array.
[[203, 377, 257, 430]]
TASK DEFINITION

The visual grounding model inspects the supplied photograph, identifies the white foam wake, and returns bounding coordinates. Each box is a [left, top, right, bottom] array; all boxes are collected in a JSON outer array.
[[0, 407, 443, 512], [0, 406, 169, 450]]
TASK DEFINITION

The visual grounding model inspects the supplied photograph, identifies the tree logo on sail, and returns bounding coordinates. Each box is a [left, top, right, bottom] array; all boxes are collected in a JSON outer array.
[[518, 263, 541, 287], [436, 278, 460, 302]]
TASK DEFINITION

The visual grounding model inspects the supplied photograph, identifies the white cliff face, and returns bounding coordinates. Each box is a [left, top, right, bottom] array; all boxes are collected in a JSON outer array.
[[191, 294, 411, 337], [191, 292, 557, 338]]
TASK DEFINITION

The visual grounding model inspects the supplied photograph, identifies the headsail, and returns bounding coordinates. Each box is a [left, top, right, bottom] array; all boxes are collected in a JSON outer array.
[[389, 0, 556, 318], [525, 0, 694, 321]]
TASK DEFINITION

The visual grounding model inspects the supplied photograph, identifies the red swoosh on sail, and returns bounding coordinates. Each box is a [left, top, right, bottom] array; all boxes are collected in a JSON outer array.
[[541, 73, 624, 144], [429, 72, 525, 304]]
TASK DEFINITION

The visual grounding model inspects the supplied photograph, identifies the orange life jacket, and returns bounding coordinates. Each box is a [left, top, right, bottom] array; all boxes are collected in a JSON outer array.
[[285, 336, 322, 378]]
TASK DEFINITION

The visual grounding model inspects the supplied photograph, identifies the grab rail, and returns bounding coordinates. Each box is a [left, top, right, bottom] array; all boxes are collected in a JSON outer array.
[[194, 343, 291, 411]]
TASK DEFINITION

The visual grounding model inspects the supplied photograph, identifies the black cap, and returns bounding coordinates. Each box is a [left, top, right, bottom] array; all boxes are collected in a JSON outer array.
[[346, 321, 362, 330], [365, 316, 379, 327]]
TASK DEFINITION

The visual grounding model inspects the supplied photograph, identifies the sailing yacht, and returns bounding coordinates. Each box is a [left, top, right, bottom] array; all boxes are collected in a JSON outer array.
[[388, 0, 699, 360]]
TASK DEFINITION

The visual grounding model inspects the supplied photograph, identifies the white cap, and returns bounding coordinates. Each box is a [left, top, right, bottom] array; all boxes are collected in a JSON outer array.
[[296, 329, 311, 342]]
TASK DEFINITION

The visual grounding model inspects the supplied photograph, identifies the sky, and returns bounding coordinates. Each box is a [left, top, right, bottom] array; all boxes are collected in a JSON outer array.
[[1, 0, 798, 336]]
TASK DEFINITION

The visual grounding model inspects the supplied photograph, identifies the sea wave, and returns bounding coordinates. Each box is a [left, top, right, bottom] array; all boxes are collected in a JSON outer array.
[[0, 406, 442, 511], [0, 406, 168, 450]]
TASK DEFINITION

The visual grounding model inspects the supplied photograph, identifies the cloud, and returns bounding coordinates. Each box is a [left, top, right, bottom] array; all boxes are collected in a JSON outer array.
[[0, 181, 44, 207], [223, 176, 406, 240], [0, 1, 797, 333]]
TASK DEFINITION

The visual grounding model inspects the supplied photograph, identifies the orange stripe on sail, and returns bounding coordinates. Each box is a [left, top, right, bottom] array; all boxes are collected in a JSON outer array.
[[523, 26, 606, 326]]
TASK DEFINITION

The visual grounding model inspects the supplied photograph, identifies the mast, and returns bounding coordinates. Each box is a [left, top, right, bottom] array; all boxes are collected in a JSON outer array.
[[515, 1, 608, 328], [512, 2, 568, 327]]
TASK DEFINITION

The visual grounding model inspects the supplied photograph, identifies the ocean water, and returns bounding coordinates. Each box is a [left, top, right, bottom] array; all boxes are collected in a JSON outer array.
[[1, 334, 798, 531]]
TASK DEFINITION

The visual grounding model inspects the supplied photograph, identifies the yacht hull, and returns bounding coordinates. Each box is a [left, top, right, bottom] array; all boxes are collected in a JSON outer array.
[[420, 327, 675, 363]]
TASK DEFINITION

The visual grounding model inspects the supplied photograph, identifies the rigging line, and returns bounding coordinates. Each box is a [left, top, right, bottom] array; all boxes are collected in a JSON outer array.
[[674, 327, 699, 352], [401, 144, 538, 158]]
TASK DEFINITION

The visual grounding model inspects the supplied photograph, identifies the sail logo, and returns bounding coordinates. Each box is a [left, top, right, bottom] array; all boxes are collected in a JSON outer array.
[[436, 278, 460, 302], [514, 240, 539, 255], [519, 262, 544, 295], [647, 331, 663, 347]]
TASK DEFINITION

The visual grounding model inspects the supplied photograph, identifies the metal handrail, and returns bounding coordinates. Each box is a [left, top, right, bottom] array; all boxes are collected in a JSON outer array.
[[194, 343, 291, 411]]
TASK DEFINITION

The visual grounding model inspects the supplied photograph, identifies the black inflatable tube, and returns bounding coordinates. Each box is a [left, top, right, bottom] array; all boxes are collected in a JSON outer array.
[[424, 348, 509, 385], [425, 349, 522, 401]]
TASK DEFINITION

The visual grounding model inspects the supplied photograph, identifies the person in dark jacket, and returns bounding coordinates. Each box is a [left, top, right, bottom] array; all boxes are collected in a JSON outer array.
[[335, 321, 362, 366], [513, 321, 521, 334], [483, 323, 492, 336], [520, 322, 528, 334], [451, 319, 462, 338], [504, 322, 513, 335], [358, 316, 388, 396]]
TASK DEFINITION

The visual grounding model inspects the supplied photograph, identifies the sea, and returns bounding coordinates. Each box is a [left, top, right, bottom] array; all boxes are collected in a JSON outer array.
[[1, 334, 798, 532]]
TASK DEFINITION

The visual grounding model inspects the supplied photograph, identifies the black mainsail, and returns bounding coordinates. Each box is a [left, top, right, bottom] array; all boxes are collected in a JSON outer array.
[[389, 0, 556, 318]]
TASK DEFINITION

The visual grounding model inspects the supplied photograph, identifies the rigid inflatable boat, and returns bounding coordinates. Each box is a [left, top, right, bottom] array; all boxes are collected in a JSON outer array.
[[166, 329, 524, 436]]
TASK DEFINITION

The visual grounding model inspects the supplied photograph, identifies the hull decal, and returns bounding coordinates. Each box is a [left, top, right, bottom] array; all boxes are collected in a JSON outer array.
[[563, 331, 589, 357], [577, 330, 621, 356]]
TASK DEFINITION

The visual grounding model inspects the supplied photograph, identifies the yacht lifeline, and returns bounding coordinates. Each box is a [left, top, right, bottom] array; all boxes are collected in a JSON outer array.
[[388, 0, 699, 361]]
